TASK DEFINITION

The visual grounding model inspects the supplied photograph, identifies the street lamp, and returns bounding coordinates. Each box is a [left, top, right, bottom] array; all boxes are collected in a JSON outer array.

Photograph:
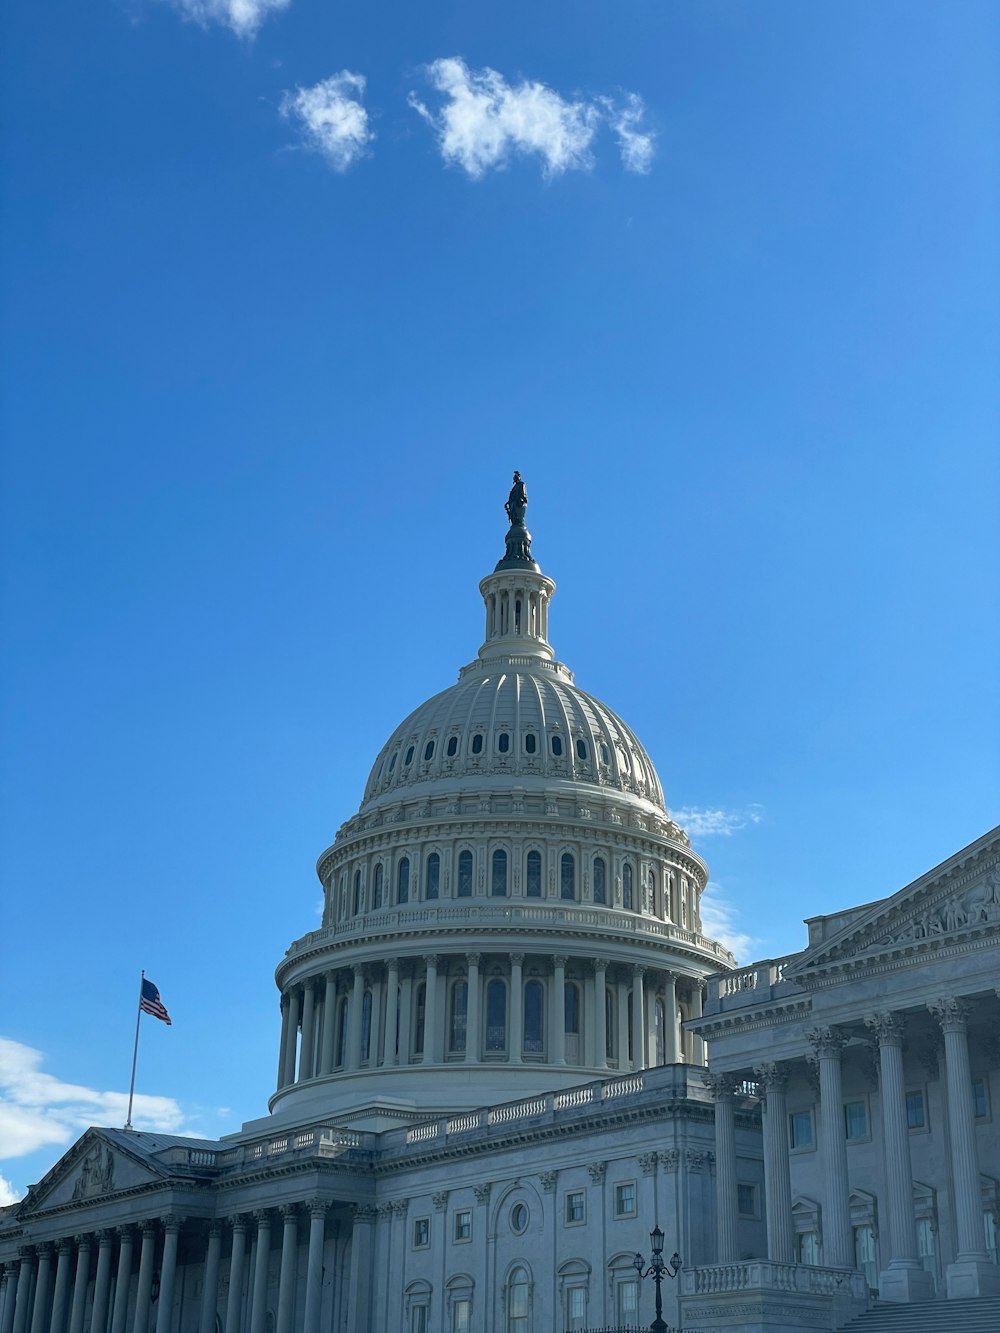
[[633, 1226, 681, 1333]]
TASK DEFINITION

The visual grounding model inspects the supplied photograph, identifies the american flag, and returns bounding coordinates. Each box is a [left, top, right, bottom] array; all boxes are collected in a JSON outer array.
[[140, 978, 172, 1025]]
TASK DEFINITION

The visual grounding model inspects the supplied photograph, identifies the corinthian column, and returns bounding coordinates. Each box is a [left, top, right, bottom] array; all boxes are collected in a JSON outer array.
[[593, 960, 608, 1069], [509, 954, 524, 1063], [303, 1204, 327, 1333], [551, 955, 567, 1065], [705, 1073, 740, 1263], [110, 1228, 134, 1333], [382, 959, 399, 1067], [754, 1062, 794, 1263], [67, 1238, 91, 1333], [631, 966, 646, 1071], [10, 1253, 32, 1333], [299, 982, 316, 1081], [464, 955, 481, 1063], [281, 989, 300, 1087], [197, 1225, 222, 1333], [275, 1208, 298, 1333], [662, 972, 680, 1064], [319, 971, 337, 1075], [154, 1219, 181, 1333], [28, 1246, 52, 1333], [89, 1233, 114, 1333], [276, 995, 290, 1089], [248, 1213, 271, 1333], [422, 956, 439, 1063], [806, 1026, 852, 1268], [346, 967, 365, 1070], [224, 1218, 248, 1333], [49, 1242, 73, 1333]]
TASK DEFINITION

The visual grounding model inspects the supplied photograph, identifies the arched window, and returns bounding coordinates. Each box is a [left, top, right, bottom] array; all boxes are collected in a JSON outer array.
[[524, 733, 536, 754], [506, 1267, 530, 1333], [372, 863, 384, 909], [458, 850, 473, 898], [361, 990, 372, 1061], [471, 733, 484, 755], [576, 738, 587, 760], [353, 870, 363, 915], [388, 751, 397, 772], [599, 742, 610, 765], [654, 999, 666, 1065], [560, 852, 575, 901], [605, 989, 616, 1059], [551, 734, 563, 756], [565, 981, 582, 1063], [423, 740, 435, 762], [498, 732, 510, 753], [447, 735, 459, 757], [397, 857, 410, 905], [450, 980, 468, 1053], [622, 863, 633, 911], [414, 983, 426, 1055], [404, 745, 414, 765], [486, 980, 506, 1052], [524, 980, 544, 1055], [526, 850, 542, 898], [336, 998, 348, 1067], [425, 852, 440, 900], [593, 857, 606, 905], [648, 867, 657, 916], [492, 849, 508, 897]]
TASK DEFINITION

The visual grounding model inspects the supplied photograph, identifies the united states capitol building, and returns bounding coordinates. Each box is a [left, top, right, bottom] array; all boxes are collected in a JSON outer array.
[[2, 478, 998, 1333]]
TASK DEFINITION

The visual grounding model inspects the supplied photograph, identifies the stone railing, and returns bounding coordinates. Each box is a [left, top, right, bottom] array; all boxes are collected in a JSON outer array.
[[681, 1261, 867, 1300], [214, 1125, 373, 1169], [706, 952, 803, 1007]]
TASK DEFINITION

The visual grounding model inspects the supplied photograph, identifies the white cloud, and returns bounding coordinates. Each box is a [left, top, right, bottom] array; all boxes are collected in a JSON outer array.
[[671, 804, 764, 838], [0, 1172, 21, 1206], [281, 73, 374, 172], [0, 1038, 187, 1162], [410, 58, 653, 178], [168, 0, 290, 39], [700, 881, 757, 962]]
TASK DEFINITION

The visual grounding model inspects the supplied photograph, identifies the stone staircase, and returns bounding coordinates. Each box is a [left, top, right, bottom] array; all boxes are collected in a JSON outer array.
[[841, 1296, 1000, 1330]]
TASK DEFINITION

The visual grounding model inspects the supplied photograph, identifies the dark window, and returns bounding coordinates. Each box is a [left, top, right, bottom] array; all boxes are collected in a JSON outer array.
[[471, 734, 483, 754], [565, 982, 580, 1035], [423, 740, 435, 762], [498, 732, 510, 753], [576, 739, 587, 760], [524, 981, 544, 1054], [458, 850, 473, 897], [450, 981, 468, 1053], [526, 850, 542, 898], [491, 849, 508, 897], [560, 852, 575, 900], [425, 852, 440, 900], [514, 598, 521, 632], [623, 863, 633, 910], [336, 999, 348, 1066], [524, 733, 536, 754], [414, 982, 426, 1055], [551, 735, 563, 756], [599, 742, 610, 765], [397, 857, 410, 904], [605, 989, 615, 1058], [404, 745, 414, 765], [388, 751, 397, 772], [353, 870, 362, 915], [447, 735, 458, 757], [372, 863, 383, 909], [905, 1091, 925, 1128], [361, 990, 372, 1061], [593, 857, 606, 905], [486, 980, 506, 1051]]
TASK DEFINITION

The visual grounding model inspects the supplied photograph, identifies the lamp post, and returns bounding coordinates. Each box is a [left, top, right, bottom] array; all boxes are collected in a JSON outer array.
[[633, 1226, 680, 1333]]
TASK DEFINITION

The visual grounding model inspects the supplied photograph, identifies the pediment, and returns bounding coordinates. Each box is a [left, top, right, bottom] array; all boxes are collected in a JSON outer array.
[[789, 829, 1000, 974], [20, 1130, 165, 1218]]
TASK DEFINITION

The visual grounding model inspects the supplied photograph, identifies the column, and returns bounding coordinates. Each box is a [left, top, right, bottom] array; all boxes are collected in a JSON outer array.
[[346, 1206, 374, 1333], [10, 1254, 33, 1333], [49, 1244, 73, 1333], [706, 1073, 740, 1263], [319, 971, 337, 1074], [631, 966, 646, 1071], [276, 995, 290, 1089], [369, 975, 383, 1065], [865, 1013, 933, 1302], [0, 1269, 14, 1333], [249, 1213, 271, 1333], [422, 956, 439, 1064], [153, 1219, 180, 1333], [509, 954, 523, 1064], [67, 1238, 91, 1333], [28, 1247, 53, 1333], [689, 981, 706, 1064], [383, 959, 399, 1067], [89, 1233, 114, 1333], [197, 1226, 222, 1333], [929, 997, 1000, 1297], [805, 1027, 852, 1268], [281, 988, 300, 1087], [131, 1225, 155, 1333], [616, 976, 628, 1068], [398, 971, 413, 1065], [593, 960, 608, 1069], [109, 1228, 134, 1333], [299, 982, 316, 1081], [551, 955, 567, 1066], [302, 1204, 327, 1333], [754, 1062, 795, 1263], [346, 967, 365, 1070], [275, 1207, 299, 1333], [224, 1218, 248, 1333], [464, 954, 481, 1064], [662, 972, 680, 1064]]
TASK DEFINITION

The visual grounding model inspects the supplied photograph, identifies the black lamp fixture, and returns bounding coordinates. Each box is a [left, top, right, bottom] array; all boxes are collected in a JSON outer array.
[[633, 1226, 681, 1333]]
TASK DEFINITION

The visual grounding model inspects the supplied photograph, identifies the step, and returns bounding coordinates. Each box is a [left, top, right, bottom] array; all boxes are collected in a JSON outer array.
[[842, 1295, 1000, 1331]]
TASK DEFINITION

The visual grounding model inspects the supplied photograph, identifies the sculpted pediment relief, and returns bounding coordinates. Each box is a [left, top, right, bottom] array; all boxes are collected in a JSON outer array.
[[22, 1132, 162, 1216]]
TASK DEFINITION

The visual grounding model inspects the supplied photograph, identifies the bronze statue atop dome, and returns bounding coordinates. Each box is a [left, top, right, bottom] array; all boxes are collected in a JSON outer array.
[[496, 470, 538, 570], [504, 471, 527, 526]]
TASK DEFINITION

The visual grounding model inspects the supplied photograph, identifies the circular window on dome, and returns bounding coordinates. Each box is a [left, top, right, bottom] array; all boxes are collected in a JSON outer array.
[[510, 1202, 528, 1234], [447, 735, 459, 757], [551, 735, 563, 756]]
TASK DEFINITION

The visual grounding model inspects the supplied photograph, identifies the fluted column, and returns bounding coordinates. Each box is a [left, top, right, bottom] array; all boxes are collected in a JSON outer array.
[[197, 1225, 222, 1333], [806, 1026, 852, 1268], [706, 1073, 740, 1263], [299, 983, 316, 1081], [593, 959, 608, 1069], [10, 1254, 33, 1333], [631, 966, 646, 1071], [89, 1233, 114, 1333], [346, 967, 365, 1070], [28, 1247, 52, 1333], [109, 1228, 134, 1333], [398, 972, 413, 1065], [67, 1238, 91, 1333], [662, 972, 680, 1064], [275, 1208, 298, 1333], [249, 1213, 271, 1333], [276, 995, 290, 1089], [224, 1218, 248, 1333], [50, 1243, 73, 1333], [0, 1269, 15, 1333], [422, 956, 439, 1063], [551, 955, 567, 1065], [509, 954, 524, 1063], [929, 996, 999, 1297], [689, 981, 706, 1064], [153, 1219, 181, 1333], [303, 1204, 327, 1333], [464, 954, 481, 1063], [131, 1226, 155, 1333], [383, 959, 399, 1067], [755, 1062, 795, 1263], [318, 971, 337, 1075], [346, 1206, 374, 1333], [281, 989, 300, 1087]]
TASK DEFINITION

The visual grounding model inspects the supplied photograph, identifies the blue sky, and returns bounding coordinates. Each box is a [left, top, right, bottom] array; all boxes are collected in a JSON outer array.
[[2, 0, 998, 1201]]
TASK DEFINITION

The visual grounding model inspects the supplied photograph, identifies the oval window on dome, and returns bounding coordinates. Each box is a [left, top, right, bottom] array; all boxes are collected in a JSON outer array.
[[404, 745, 414, 766], [471, 734, 484, 755], [388, 751, 397, 772], [576, 739, 587, 761], [551, 735, 563, 756], [524, 733, 536, 754], [600, 742, 610, 765], [498, 732, 509, 753], [446, 735, 458, 757], [423, 740, 435, 762]]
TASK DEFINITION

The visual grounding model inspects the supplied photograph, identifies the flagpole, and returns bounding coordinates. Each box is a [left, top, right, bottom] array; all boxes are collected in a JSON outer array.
[[125, 969, 144, 1131]]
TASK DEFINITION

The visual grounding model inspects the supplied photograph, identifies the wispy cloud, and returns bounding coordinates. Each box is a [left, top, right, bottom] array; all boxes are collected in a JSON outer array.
[[281, 73, 374, 172], [671, 804, 764, 838], [168, 0, 290, 39], [0, 1038, 187, 1163], [0, 1173, 20, 1206], [409, 58, 654, 178], [700, 881, 758, 961]]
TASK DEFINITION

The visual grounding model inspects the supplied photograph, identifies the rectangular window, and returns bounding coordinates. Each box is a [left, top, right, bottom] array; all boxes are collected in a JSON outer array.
[[565, 1191, 586, 1225], [411, 1307, 428, 1333], [614, 1181, 637, 1217], [452, 1298, 471, 1333], [844, 1099, 868, 1141], [972, 1078, 988, 1118], [413, 1217, 429, 1248], [567, 1286, 586, 1330], [737, 1183, 757, 1217], [615, 1280, 638, 1322], [789, 1109, 814, 1150], [906, 1090, 926, 1129], [454, 1209, 472, 1242]]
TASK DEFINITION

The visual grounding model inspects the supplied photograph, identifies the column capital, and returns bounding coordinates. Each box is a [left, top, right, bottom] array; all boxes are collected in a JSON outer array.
[[550, 953, 569, 968], [587, 1161, 607, 1184], [207, 1221, 224, 1238], [465, 952, 481, 968], [56, 1240, 74, 1258], [592, 957, 610, 973], [510, 952, 525, 967], [865, 1011, 905, 1046], [308, 1201, 329, 1221], [351, 1204, 377, 1224], [253, 1210, 271, 1228], [74, 1234, 93, 1250], [422, 954, 439, 969], [351, 964, 365, 981], [162, 1216, 184, 1234], [95, 1230, 114, 1248], [704, 1071, 740, 1102], [473, 1183, 491, 1205], [278, 1205, 298, 1223], [805, 1024, 847, 1059], [928, 995, 970, 1032], [390, 1199, 409, 1217], [140, 1221, 158, 1240], [384, 957, 400, 972], [229, 1215, 249, 1233], [431, 1191, 449, 1212], [753, 1061, 788, 1095], [631, 963, 647, 979]]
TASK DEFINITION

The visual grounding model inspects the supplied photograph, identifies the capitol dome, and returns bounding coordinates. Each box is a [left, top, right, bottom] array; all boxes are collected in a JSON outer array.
[[268, 476, 735, 1131]]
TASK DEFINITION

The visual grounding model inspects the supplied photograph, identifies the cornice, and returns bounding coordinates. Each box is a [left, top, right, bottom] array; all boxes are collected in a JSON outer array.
[[794, 924, 999, 985], [692, 997, 813, 1038]]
